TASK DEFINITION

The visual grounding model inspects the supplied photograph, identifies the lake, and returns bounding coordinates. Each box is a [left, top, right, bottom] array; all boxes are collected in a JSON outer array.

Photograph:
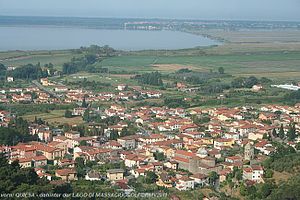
[[0, 26, 219, 51]]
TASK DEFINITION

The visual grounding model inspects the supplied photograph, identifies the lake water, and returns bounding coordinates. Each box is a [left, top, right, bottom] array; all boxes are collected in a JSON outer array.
[[0, 26, 219, 51]]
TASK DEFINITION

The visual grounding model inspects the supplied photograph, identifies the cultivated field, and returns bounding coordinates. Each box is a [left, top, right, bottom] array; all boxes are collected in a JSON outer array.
[[22, 110, 84, 125]]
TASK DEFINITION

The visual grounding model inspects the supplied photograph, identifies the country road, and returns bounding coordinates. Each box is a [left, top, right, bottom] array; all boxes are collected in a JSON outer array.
[[32, 80, 62, 99]]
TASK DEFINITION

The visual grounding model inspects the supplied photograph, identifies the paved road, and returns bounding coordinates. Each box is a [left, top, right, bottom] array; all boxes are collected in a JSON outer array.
[[32, 80, 61, 99]]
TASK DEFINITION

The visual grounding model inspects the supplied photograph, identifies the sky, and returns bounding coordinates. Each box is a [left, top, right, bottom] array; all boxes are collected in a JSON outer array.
[[0, 0, 300, 21]]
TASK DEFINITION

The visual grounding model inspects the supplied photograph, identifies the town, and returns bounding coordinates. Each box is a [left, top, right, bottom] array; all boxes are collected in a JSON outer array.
[[1, 68, 300, 199]]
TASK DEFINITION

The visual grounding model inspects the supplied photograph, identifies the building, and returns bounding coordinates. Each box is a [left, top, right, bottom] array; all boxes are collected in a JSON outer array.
[[107, 169, 124, 181], [117, 136, 136, 149], [7, 77, 14, 82], [117, 84, 127, 91], [40, 78, 49, 86], [85, 170, 101, 181], [176, 176, 195, 191], [252, 84, 263, 92], [190, 173, 209, 187], [243, 165, 264, 183], [244, 142, 255, 161], [55, 168, 77, 181]]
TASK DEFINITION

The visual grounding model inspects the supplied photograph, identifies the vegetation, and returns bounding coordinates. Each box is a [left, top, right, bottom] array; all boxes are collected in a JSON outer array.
[[8, 63, 48, 80], [134, 71, 163, 86], [0, 127, 37, 146]]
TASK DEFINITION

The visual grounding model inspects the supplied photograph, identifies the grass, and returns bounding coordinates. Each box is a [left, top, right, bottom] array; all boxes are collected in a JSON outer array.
[[22, 109, 84, 125], [0, 50, 80, 70], [98, 51, 300, 81]]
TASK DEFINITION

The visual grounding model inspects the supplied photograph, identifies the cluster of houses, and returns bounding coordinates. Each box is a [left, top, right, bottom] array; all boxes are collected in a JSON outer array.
[[0, 86, 59, 104], [1, 86, 300, 192], [1, 78, 163, 105]]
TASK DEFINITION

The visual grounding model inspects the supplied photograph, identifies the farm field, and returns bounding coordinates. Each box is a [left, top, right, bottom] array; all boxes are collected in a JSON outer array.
[[99, 51, 300, 81], [22, 109, 84, 125], [0, 50, 80, 70]]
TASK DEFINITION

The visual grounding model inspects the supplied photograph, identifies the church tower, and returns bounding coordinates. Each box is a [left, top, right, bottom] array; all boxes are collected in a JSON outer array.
[[244, 142, 254, 161]]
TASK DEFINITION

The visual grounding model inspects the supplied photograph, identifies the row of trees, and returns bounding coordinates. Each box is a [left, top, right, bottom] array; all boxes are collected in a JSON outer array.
[[62, 54, 97, 75], [8, 63, 48, 80], [134, 72, 163, 86], [271, 123, 297, 141]]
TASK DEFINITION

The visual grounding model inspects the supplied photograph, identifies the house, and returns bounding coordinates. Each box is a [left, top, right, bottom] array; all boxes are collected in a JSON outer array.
[[164, 161, 178, 170], [65, 131, 80, 140], [124, 154, 148, 168], [107, 169, 124, 181], [214, 138, 235, 149], [117, 84, 127, 91], [177, 82, 187, 89], [85, 170, 101, 181], [10, 143, 37, 159], [54, 86, 68, 92], [117, 136, 137, 149], [218, 168, 232, 183], [182, 132, 204, 139], [48, 141, 68, 156], [34, 143, 65, 160], [13, 157, 32, 168], [252, 84, 263, 92], [7, 77, 14, 82], [40, 78, 49, 86], [243, 165, 264, 183], [190, 173, 209, 187], [248, 132, 265, 141], [176, 176, 195, 191], [55, 168, 77, 181], [156, 172, 173, 188], [32, 155, 48, 167]]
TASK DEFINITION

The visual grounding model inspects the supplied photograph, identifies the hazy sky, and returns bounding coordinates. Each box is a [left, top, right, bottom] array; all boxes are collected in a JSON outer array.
[[0, 0, 300, 21]]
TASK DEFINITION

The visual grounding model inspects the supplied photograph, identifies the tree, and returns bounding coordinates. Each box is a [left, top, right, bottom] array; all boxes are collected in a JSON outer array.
[[64, 110, 73, 118], [109, 130, 119, 140], [263, 133, 270, 140], [231, 77, 245, 88], [295, 142, 300, 150], [75, 157, 85, 178], [0, 154, 51, 194], [81, 97, 88, 108], [235, 170, 243, 181], [208, 171, 219, 185], [135, 72, 163, 86], [240, 184, 248, 196], [145, 171, 158, 184], [153, 151, 165, 161], [244, 76, 258, 88], [83, 109, 90, 122], [272, 128, 278, 138], [279, 124, 285, 139], [79, 140, 87, 146], [287, 123, 297, 141], [218, 67, 225, 74], [264, 169, 274, 178], [0, 127, 37, 146]]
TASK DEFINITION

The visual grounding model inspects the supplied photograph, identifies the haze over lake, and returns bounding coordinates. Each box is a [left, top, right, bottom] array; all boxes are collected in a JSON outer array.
[[0, 26, 219, 51]]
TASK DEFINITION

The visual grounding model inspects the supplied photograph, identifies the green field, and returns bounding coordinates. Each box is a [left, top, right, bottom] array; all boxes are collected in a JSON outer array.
[[22, 109, 84, 125], [0, 50, 80, 70], [98, 52, 300, 81]]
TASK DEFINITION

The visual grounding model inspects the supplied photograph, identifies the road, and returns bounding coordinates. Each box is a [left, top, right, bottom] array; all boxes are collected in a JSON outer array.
[[32, 80, 62, 99]]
